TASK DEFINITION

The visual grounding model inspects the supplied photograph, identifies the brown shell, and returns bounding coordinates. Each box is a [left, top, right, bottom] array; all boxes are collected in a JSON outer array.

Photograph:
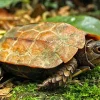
[[0, 22, 86, 69]]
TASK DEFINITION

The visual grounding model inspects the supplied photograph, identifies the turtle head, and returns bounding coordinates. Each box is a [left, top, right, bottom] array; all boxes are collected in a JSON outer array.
[[86, 40, 100, 67]]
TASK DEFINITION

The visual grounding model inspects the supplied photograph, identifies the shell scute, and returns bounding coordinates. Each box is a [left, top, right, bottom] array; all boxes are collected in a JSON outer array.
[[34, 22, 55, 32], [7, 54, 31, 65], [12, 39, 32, 54], [51, 23, 85, 48], [30, 40, 62, 68], [1, 38, 15, 49], [0, 51, 9, 61], [19, 30, 39, 40]]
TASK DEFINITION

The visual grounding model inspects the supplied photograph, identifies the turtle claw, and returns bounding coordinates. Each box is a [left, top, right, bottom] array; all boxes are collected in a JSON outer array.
[[37, 78, 54, 90], [0, 67, 3, 81], [68, 79, 83, 86], [37, 84, 44, 90], [0, 76, 3, 81]]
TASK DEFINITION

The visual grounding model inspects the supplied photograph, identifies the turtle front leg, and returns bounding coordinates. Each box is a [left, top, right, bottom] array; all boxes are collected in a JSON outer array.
[[38, 58, 77, 90], [0, 67, 4, 81], [72, 66, 91, 78]]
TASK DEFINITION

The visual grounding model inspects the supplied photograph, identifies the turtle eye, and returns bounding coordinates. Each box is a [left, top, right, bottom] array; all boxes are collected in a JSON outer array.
[[93, 46, 100, 54]]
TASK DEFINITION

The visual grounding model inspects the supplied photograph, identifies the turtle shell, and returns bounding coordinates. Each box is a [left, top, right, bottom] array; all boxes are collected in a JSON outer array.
[[0, 22, 86, 69]]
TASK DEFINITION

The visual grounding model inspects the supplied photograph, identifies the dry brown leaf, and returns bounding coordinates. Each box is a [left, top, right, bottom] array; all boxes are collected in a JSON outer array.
[[0, 88, 12, 96], [58, 6, 70, 16], [31, 4, 46, 18], [0, 30, 6, 39], [0, 9, 18, 21]]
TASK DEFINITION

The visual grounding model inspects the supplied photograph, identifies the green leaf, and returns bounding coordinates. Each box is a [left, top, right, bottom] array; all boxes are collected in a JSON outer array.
[[0, 0, 21, 8], [44, 0, 58, 9], [46, 16, 100, 35]]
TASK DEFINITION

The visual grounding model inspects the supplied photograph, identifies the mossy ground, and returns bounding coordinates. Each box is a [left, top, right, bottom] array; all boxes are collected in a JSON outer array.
[[11, 66, 100, 100]]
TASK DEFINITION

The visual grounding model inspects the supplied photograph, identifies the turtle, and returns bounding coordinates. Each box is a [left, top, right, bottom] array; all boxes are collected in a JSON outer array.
[[0, 22, 100, 89]]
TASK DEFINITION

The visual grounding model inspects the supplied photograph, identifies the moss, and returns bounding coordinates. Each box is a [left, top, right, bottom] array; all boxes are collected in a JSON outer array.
[[11, 66, 100, 100]]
